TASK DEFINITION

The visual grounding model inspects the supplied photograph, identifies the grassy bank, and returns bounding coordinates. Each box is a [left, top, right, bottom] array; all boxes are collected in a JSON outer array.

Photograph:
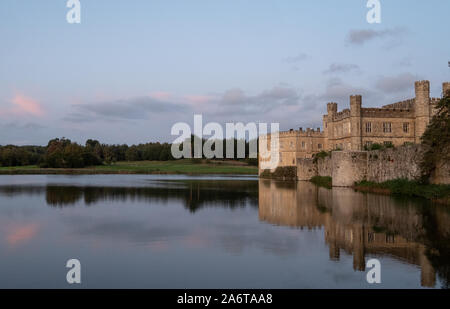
[[354, 179, 450, 204], [310, 176, 332, 189], [0, 160, 258, 175]]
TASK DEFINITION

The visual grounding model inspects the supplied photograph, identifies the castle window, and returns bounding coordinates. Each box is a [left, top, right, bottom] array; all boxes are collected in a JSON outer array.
[[383, 122, 392, 133], [403, 123, 409, 133], [365, 122, 372, 133], [386, 235, 395, 244], [384, 141, 393, 147], [302, 141, 305, 149], [318, 144, 322, 149], [365, 141, 373, 149]]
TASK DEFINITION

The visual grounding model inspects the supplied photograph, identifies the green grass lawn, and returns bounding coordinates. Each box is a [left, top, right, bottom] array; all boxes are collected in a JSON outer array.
[[0, 165, 38, 171], [0, 160, 258, 175]]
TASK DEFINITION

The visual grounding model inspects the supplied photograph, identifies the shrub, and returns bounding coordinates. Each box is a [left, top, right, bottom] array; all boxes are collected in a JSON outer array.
[[310, 176, 332, 189], [260, 166, 297, 180], [421, 95, 450, 182], [313, 151, 330, 163]]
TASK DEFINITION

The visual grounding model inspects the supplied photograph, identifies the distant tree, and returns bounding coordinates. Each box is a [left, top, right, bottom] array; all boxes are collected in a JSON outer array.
[[125, 146, 140, 161], [63, 143, 84, 168]]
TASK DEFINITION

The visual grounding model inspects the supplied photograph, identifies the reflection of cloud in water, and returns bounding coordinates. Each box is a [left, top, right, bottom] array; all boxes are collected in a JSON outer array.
[[4, 223, 39, 246], [1, 177, 449, 288], [63, 215, 188, 245]]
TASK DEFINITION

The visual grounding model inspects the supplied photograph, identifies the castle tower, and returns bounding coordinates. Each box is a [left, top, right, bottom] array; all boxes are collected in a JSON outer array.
[[352, 223, 365, 271], [444, 82, 450, 97], [414, 81, 431, 143], [350, 95, 362, 151], [419, 247, 436, 288], [324, 102, 337, 150]]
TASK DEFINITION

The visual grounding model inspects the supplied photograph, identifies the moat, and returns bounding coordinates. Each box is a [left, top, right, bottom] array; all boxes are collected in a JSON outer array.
[[0, 175, 449, 288]]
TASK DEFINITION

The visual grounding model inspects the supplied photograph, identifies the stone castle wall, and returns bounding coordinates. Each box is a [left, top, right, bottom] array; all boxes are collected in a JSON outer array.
[[331, 151, 368, 187], [317, 155, 332, 177], [366, 145, 424, 183], [296, 158, 317, 181], [296, 145, 450, 186]]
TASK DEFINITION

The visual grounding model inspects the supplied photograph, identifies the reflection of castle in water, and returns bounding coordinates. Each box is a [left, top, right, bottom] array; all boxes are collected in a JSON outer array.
[[259, 180, 450, 288]]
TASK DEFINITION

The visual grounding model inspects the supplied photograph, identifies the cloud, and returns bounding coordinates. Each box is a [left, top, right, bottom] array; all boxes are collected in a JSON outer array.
[[1, 122, 46, 130], [323, 63, 360, 74], [63, 112, 101, 123], [217, 86, 300, 115], [12, 94, 44, 116], [320, 78, 374, 103], [396, 57, 413, 67], [149, 91, 172, 100], [346, 28, 407, 46], [299, 77, 381, 113], [0, 94, 45, 117], [184, 95, 215, 105], [375, 73, 418, 93], [66, 96, 190, 122], [283, 53, 308, 64]]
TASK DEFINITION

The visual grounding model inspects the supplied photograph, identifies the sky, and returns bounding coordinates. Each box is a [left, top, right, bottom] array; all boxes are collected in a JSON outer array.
[[0, 0, 449, 146]]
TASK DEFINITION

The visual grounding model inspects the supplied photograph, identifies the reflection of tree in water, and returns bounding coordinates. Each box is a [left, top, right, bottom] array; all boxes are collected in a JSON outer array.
[[46, 186, 83, 207], [420, 205, 450, 289], [35, 180, 257, 212]]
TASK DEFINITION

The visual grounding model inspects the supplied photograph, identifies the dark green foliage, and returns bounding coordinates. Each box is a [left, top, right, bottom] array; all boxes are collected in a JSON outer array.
[[364, 143, 384, 151], [310, 176, 332, 189], [40, 138, 100, 168], [1, 136, 257, 168], [244, 158, 258, 166], [0, 145, 45, 167], [421, 95, 450, 182], [356, 179, 450, 200], [313, 151, 330, 163], [260, 166, 297, 180]]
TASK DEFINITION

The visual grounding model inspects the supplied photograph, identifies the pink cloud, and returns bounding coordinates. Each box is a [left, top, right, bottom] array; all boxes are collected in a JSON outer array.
[[149, 91, 172, 101], [11, 94, 44, 116], [184, 95, 215, 105]]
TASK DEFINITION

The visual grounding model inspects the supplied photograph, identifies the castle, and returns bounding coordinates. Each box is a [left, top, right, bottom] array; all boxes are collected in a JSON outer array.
[[259, 80, 450, 171]]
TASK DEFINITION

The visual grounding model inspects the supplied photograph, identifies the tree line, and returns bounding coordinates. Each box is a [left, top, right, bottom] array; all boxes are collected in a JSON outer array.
[[0, 136, 258, 168]]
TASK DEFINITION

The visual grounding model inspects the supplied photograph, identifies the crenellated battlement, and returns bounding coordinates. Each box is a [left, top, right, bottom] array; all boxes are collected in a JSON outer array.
[[259, 80, 449, 172], [332, 109, 350, 121], [278, 128, 325, 137], [361, 107, 414, 118], [382, 99, 415, 110], [415, 80, 430, 91], [430, 97, 441, 104]]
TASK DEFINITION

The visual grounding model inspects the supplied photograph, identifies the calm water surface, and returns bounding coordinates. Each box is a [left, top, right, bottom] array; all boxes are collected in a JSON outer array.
[[0, 175, 449, 288]]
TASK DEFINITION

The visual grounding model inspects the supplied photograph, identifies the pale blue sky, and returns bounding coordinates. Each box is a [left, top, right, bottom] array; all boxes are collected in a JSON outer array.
[[0, 0, 449, 145]]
